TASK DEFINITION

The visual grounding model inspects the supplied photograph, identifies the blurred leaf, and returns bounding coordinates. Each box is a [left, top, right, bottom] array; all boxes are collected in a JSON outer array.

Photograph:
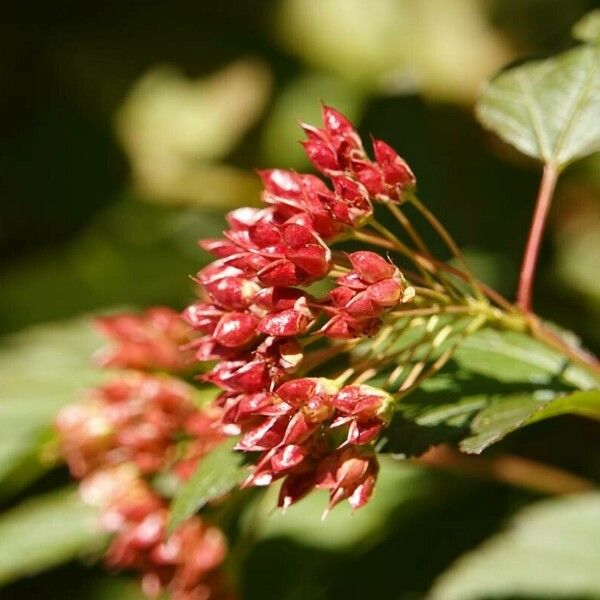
[[261, 72, 364, 168], [0, 317, 103, 488], [573, 9, 600, 44], [168, 438, 246, 533], [0, 488, 106, 586], [277, 0, 511, 103], [115, 59, 271, 208], [0, 199, 222, 333], [428, 493, 600, 600], [477, 43, 600, 167], [252, 458, 433, 550]]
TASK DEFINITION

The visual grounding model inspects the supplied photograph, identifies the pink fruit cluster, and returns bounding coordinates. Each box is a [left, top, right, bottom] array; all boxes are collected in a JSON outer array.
[[95, 307, 196, 372], [225, 378, 391, 511], [185, 106, 416, 511], [56, 312, 232, 600], [81, 465, 233, 600]]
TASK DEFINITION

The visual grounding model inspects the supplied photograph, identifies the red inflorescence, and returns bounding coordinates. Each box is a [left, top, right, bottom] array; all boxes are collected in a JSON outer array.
[[56, 105, 417, 599], [95, 307, 197, 372], [184, 106, 415, 513], [56, 372, 223, 479], [81, 465, 233, 600], [56, 372, 231, 599]]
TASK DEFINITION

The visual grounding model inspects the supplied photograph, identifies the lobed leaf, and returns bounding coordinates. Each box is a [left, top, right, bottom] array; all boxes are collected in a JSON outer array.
[[476, 42, 600, 167]]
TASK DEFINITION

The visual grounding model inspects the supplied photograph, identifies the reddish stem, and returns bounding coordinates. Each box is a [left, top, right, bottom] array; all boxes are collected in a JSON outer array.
[[517, 164, 559, 312]]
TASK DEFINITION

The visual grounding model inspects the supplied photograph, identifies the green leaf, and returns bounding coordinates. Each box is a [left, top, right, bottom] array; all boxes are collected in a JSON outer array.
[[459, 390, 557, 454], [527, 388, 600, 424], [0, 487, 107, 586], [454, 327, 599, 389], [380, 331, 600, 456], [168, 438, 246, 533], [476, 43, 600, 167], [0, 317, 104, 490], [428, 493, 600, 600]]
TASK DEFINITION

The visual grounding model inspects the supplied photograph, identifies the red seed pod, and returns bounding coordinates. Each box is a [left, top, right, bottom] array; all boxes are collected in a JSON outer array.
[[212, 312, 259, 348], [367, 278, 403, 307], [204, 359, 270, 394], [236, 415, 288, 452], [347, 251, 397, 283], [203, 276, 259, 311], [199, 238, 240, 258], [329, 175, 373, 226], [278, 470, 318, 510], [181, 303, 222, 334], [372, 139, 416, 192], [252, 286, 310, 312], [319, 315, 382, 339], [95, 308, 195, 372], [301, 105, 363, 175], [301, 136, 341, 173], [315, 448, 379, 511], [276, 377, 339, 410]]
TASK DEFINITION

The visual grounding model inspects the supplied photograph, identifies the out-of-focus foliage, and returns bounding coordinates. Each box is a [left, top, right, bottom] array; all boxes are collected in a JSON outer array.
[[573, 7, 600, 41], [429, 492, 600, 599], [168, 438, 246, 533], [0, 317, 103, 495], [277, 0, 512, 102], [116, 59, 271, 207], [0, 488, 106, 585]]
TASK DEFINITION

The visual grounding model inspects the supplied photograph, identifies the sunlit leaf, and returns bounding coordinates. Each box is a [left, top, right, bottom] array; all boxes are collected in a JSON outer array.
[[573, 9, 600, 44], [527, 388, 600, 423], [168, 438, 246, 533], [477, 43, 600, 166], [454, 328, 599, 389], [0, 488, 106, 586], [115, 59, 271, 207], [428, 493, 600, 599], [277, 0, 511, 102]]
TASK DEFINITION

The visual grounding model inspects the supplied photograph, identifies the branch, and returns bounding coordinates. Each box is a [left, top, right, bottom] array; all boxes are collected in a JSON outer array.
[[517, 164, 559, 311], [417, 445, 596, 496]]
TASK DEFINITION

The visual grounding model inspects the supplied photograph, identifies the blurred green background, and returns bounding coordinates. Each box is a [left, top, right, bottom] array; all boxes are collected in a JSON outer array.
[[2, 1, 600, 598]]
